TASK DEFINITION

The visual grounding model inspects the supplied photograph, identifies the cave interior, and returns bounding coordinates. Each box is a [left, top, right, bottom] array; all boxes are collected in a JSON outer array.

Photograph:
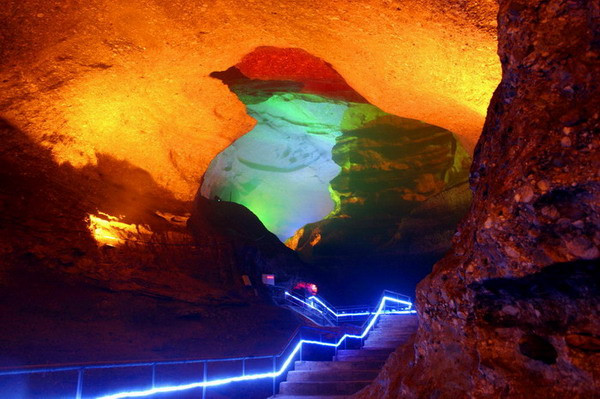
[[0, 0, 598, 398]]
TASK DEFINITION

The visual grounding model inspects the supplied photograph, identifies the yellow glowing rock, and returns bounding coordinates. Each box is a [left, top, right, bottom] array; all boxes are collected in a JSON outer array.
[[88, 212, 152, 246], [0, 0, 500, 201]]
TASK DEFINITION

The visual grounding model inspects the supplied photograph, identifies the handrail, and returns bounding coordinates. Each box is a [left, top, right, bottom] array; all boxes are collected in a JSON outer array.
[[303, 290, 412, 323], [0, 290, 416, 399], [283, 291, 338, 325]]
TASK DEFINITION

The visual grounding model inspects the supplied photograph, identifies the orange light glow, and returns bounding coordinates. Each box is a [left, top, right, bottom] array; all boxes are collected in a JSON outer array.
[[3, 0, 500, 203], [88, 212, 152, 246]]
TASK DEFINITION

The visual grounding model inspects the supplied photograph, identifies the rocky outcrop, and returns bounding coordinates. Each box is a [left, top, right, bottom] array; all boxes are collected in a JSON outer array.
[[189, 195, 306, 290], [355, 1, 599, 398], [292, 115, 471, 262], [0, 118, 243, 303], [0, 117, 301, 369], [205, 56, 472, 304], [288, 113, 472, 304]]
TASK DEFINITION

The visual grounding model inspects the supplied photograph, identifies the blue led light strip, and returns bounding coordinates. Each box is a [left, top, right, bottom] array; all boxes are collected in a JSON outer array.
[[284, 291, 324, 313], [287, 292, 413, 318], [98, 296, 415, 399], [309, 295, 414, 317]]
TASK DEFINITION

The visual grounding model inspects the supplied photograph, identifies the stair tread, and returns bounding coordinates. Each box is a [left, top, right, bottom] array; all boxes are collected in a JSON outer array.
[[270, 396, 348, 399], [280, 380, 370, 395], [287, 369, 379, 382], [275, 315, 417, 396], [333, 355, 388, 362], [282, 380, 373, 385], [295, 360, 384, 370], [337, 349, 393, 354], [365, 340, 409, 344]]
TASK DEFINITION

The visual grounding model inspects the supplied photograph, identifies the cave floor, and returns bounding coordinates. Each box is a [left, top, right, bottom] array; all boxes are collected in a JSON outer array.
[[0, 268, 298, 368]]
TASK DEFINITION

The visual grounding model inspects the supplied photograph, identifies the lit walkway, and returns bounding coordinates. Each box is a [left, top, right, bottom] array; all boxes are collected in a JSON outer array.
[[270, 314, 418, 398]]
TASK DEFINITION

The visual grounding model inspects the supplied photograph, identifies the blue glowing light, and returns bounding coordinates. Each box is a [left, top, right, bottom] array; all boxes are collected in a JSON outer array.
[[306, 295, 413, 317], [284, 291, 325, 314], [97, 296, 414, 399]]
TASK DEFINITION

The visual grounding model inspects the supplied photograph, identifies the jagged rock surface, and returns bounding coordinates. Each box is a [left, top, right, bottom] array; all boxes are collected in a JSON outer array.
[[288, 115, 472, 302], [0, 118, 300, 372], [292, 116, 471, 261], [354, 1, 599, 398]]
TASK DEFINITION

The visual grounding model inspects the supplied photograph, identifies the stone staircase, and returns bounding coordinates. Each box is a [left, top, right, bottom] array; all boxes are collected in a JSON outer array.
[[269, 314, 418, 399]]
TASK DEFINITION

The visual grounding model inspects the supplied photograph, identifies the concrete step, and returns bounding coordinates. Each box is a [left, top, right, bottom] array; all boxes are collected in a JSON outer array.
[[378, 316, 417, 321], [375, 321, 416, 326], [375, 319, 416, 324], [365, 335, 410, 342], [286, 369, 379, 382], [375, 320, 417, 326], [363, 341, 405, 349], [365, 337, 411, 345], [372, 326, 416, 334], [364, 337, 407, 344], [295, 360, 384, 371], [333, 353, 390, 362], [376, 316, 417, 324], [376, 321, 416, 326], [371, 326, 415, 332], [269, 395, 348, 399], [279, 380, 371, 395], [366, 332, 413, 340], [336, 349, 393, 357]]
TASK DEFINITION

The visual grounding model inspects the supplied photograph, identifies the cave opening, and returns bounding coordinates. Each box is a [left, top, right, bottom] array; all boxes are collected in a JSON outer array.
[[202, 47, 473, 303]]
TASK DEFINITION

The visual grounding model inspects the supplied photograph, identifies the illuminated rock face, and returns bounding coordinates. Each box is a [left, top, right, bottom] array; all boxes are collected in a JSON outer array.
[[294, 114, 471, 260], [203, 57, 471, 258], [355, 1, 600, 398], [0, 0, 503, 374], [0, 0, 500, 202]]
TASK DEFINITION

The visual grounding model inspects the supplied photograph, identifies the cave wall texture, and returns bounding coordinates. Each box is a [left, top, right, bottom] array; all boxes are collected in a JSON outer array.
[[1, 0, 598, 395], [0, 0, 499, 201], [355, 0, 599, 398]]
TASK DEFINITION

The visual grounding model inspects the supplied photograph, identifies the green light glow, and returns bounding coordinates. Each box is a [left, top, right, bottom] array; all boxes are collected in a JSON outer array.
[[202, 87, 471, 244], [202, 93, 350, 240]]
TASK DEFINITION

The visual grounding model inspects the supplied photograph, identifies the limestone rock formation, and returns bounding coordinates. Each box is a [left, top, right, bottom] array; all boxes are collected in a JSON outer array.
[[201, 89, 347, 241], [203, 56, 472, 304], [0, 118, 239, 303], [188, 195, 306, 290], [354, 1, 599, 398]]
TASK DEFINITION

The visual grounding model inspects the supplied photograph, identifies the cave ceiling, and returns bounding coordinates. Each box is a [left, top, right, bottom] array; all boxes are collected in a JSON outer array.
[[0, 0, 500, 201]]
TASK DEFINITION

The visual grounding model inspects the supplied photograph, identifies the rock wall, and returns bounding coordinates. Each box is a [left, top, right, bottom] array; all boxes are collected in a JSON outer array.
[[202, 52, 473, 304], [355, 0, 599, 398], [0, 117, 301, 370], [0, 118, 244, 303]]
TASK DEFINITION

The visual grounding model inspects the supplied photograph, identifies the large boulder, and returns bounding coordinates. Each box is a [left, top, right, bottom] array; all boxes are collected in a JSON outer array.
[[355, 1, 599, 398]]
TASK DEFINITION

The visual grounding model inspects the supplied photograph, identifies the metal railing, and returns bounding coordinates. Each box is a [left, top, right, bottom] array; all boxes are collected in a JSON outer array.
[[0, 290, 416, 399], [281, 288, 413, 325]]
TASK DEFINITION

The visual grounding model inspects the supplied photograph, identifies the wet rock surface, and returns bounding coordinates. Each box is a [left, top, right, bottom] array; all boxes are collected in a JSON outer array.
[[354, 0, 599, 398]]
